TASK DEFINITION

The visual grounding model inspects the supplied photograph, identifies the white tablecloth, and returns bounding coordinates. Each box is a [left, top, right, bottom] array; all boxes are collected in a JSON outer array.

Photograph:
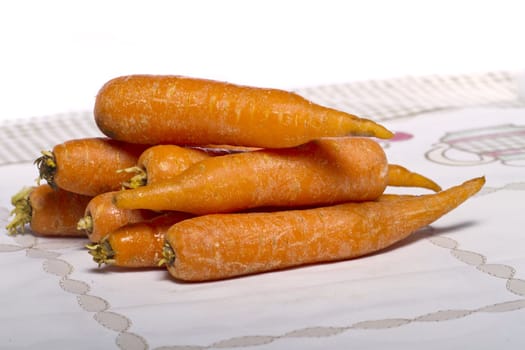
[[1, 71, 524, 349]]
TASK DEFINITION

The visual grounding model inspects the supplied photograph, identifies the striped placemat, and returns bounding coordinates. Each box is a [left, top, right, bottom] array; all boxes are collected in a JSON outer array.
[[298, 70, 524, 120], [1, 71, 523, 166], [0, 111, 103, 166]]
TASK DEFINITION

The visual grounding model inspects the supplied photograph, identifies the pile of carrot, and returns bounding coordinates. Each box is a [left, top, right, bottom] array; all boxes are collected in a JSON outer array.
[[6, 75, 484, 282]]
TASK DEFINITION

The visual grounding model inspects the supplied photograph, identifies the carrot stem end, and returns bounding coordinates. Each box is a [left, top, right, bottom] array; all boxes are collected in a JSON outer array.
[[34, 151, 58, 188], [77, 215, 93, 234], [86, 239, 115, 267], [158, 242, 175, 267], [117, 166, 147, 189], [5, 187, 33, 235]]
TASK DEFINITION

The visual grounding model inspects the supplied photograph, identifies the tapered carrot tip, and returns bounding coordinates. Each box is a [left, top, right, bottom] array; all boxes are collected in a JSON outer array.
[[387, 164, 442, 192], [362, 118, 394, 139], [378, 127, 394, 139], [448, 176, 485, 200]]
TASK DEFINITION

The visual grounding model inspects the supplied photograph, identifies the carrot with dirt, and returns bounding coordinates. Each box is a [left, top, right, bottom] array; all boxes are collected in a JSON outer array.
[[6, 184, 92, 237], [35, 137, 148, 196], [161, 177, 485, 281], [78, 191, 159, 243], [86, 212, 193, 268], [94, 75, 393, 148]]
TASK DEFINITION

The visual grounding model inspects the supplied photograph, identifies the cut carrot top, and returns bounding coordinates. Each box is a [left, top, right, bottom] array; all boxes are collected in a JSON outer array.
[[7, 185, 91, 237], [35, 138, 147, 196]]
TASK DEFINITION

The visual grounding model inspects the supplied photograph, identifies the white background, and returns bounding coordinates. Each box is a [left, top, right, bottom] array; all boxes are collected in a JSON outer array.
[[0, 0, 524, 121]]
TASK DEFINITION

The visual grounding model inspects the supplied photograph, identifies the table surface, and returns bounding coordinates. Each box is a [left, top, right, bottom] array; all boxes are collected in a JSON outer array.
[[1, 1, 525, 349]]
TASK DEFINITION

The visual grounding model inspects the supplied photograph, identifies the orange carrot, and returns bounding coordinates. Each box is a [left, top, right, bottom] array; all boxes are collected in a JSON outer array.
[[86, 169, 439, 267], [114, 138, 440, 214], [120, 145, 211, 189], [86, 212, 192, 268], [121, 144, 264, 188], [94, 75, 393, 148], [78, 191, 158, 243], [35, 137, 148, 196], [113, 137, 390, 214], [162, 177, 485, 281], [6, 185, 92, 237], [387, 164, 441, 192]]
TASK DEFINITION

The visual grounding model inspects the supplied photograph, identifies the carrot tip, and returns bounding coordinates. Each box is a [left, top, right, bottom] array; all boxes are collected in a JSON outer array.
[[376, 126, 395, 139], [6, 187, 33, 235], [359, 118, 394, 139], [469, 176, 486, 192], [387, 164, 442, 192]]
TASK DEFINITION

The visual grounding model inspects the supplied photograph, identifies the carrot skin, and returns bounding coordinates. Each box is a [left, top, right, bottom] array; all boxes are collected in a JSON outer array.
[[387, 164, 441, 192], [164, 177, 485, 281], [129, 148, 438, 192], [136, 145, 211, 186], [81, 191, 158, 243], [122, 144, 254, 188], [88, 212, 192, 267], [38, 137, 147, 196], [94, 75, 393, 147], [113, 137, 389, 214], [7, 185, 92, 237]]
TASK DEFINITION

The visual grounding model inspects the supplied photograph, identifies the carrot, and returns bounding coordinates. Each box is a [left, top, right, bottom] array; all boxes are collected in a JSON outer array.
[[120, 145, 211, 189], [86, 212, 192, 268], [6, 184, 92, 237], [387, 164, 441, 192], [86, 169, 440, 268], [35, 137, 148, 196], [113, 137, 390, 214], [94, 75, 393, 148], [78, 191, 159, 243], [121, 144, 263, 188], [161, 177, 485, 281], [114, 138, 441, 214]]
